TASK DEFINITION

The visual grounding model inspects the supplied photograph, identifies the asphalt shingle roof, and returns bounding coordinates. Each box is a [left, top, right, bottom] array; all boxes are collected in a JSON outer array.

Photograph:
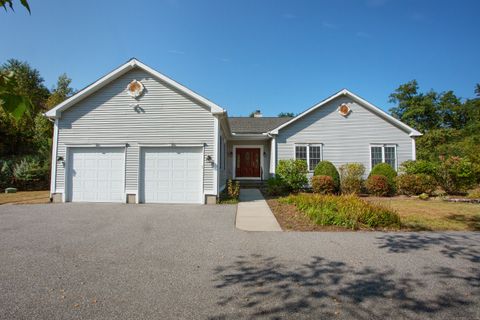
[[228, 117, 293, 134]]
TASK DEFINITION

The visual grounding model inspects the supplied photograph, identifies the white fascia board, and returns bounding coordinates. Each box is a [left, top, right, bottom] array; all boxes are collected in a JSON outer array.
[[45, 58, 225, 118], [269, 89, 422, 137]]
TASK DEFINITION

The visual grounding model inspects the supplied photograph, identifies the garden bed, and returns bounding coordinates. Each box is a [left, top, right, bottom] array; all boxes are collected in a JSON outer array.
[[265, 192, 480, 232]]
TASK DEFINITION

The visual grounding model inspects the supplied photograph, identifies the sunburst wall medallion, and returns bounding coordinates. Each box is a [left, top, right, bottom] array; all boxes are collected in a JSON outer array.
[[126, 80, 145, 99], [338, 103, 351, 117]]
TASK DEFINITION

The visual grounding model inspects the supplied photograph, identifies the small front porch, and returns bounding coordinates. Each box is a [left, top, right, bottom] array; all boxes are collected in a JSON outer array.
[[226, 134, 277, 183]]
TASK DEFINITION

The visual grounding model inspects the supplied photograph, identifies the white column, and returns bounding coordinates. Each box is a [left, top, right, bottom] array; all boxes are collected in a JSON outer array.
[[411, 137, 416, 160], [269, 135, 276, 175]]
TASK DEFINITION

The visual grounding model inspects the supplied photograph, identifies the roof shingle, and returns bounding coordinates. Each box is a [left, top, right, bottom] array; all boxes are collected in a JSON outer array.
[[228, 117, 293, 134]]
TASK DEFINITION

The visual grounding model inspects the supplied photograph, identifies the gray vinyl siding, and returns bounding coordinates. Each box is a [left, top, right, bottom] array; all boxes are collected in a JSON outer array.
[[276, 96, 413, 177], [55, 68, 215, 194], [227, 140, 270, 180]]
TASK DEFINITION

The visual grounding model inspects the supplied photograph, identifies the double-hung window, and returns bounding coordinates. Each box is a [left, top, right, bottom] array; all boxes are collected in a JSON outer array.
[[294, 144, 323, 171], [370, 144, 397, 170]]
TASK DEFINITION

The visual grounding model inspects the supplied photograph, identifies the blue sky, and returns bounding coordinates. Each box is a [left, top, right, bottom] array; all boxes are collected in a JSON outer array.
[[1, 0, 479, 116]]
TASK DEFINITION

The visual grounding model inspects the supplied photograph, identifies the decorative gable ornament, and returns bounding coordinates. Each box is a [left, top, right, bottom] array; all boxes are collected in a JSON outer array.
[[338, 103, 351, 117], [126, 80, 145, 99]]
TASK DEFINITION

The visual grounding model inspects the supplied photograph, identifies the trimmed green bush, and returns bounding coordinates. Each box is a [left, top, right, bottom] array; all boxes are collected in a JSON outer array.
[[400, 160, 437, 176], [266, 176, 288, 196], [281, 193, 400, 230], [311, 175, 335, 194], [369, 163, 397, 193], [276, 159, 308, 192], [0, 160, 13, 190], [339, 163, 365, 195], [313, 161, 340, 191], [396, 174, 436, 196], [437, 156, 476, 194], [365, 175, 390, 196]]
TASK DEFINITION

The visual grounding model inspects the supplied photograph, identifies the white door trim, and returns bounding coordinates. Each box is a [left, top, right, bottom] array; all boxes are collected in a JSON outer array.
[[232, 145, 264, 180]]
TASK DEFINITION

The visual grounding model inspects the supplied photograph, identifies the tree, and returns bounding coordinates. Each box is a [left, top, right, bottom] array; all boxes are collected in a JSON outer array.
[[46, 73, 75, 108], [278, 112, 294, 117], [1, 59, 49, 113], [388, 80, 440, 132], [0, 71, 32, 120], [0, 0, 30, 13]]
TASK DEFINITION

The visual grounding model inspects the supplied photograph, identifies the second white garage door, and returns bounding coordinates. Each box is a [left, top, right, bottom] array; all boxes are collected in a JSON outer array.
[[140, 147, 203, 204]]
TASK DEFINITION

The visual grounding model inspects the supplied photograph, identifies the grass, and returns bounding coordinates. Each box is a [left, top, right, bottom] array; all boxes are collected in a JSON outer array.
[[0, 190, 50, 205], [367, 197, 480, 231]]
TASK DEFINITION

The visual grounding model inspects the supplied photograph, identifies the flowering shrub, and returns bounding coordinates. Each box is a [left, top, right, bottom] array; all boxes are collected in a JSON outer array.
[[311, 175, 335, 194], [365, 175, 390, 196]]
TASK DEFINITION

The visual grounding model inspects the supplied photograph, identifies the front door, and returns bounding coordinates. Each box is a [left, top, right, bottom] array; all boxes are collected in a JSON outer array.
[[236, 148, 261, 178]]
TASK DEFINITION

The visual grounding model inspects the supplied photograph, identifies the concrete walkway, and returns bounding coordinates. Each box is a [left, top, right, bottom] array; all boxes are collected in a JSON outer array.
[[235, 188, 282, 231]]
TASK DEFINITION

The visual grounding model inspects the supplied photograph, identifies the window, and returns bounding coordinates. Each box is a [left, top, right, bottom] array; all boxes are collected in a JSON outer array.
[[309, 145, 322, 171], [295, 144, 323, 171], [370, 145, 397, 170]]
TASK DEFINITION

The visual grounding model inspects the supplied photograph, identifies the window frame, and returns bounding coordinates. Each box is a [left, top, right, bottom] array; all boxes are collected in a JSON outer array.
[[369, 144, 397, 171], [294, 143, 323, 172]]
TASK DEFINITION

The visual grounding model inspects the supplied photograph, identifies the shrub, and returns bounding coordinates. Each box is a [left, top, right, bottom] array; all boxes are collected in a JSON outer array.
[[365, 175, 390, 196], [396, 174, 437, 196], [13, 156, 49, 189], [369, 163, 397, 193], [0, 160, 14, 190], [311, 175, 335, 194], [313, 161, 340, 191], [276, 159, 308, 192], [266, 176, 288, 196], [339, 163, 365, 195], [467, 188, 480, 199], [227, 179, 240, 199], [281, 193, 400, 230], [400, 160, 437, 176], [436, 156, 476, 194], [418, 193, 429, 200]]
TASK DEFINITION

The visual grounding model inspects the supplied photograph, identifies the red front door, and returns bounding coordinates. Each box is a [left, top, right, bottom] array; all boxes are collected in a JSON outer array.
[[236, 148, 261, 178]]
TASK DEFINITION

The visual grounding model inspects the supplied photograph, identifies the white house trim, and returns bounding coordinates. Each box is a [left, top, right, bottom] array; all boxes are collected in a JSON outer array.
[[232, 144, 265, 180], [213, 115, 219, 196], [269, 135, 276, 175], [269, 89, 422, 137], [411, 138, 416, 160], [50, 119, 59, 195], [44, 58, 225, 119]]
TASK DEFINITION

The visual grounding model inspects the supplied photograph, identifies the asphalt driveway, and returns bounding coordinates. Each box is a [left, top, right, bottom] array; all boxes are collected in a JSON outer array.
[[0, 204, 479, 320]]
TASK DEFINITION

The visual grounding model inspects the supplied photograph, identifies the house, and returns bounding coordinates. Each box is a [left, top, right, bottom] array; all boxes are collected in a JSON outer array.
[[45, 59, 422, 204]]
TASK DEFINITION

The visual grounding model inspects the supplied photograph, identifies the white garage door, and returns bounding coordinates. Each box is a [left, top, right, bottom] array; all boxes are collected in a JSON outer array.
[[67, 147, 124, 202], [140, 147, 203, 204]]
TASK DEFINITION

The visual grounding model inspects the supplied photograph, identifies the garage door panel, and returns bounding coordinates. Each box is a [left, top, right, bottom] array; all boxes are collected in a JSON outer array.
[[141, 147, 202, 204], [68, 147, 124, 202]]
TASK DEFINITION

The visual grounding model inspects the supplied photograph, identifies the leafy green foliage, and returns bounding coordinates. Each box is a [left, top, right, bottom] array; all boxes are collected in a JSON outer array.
[[313, 161, 340, 191], [0, 159, 13, 189], [0, 0, 30, 13], [396, 174, 436, 196], [266, 176, 288, 196], [311, 175, 335, 194], [436, 156, 476, 194], [339, 163, 365, 195], [276, 159, 308, 192], [365, 175, 390, 196], [369, 163, 397, 193], [12, 156, 49, 189], [0, 71, 33, 120], [399, 160, 437, 176], [278, 112, 295, 117], [227, 179, 240, 199], [281, 193, 400, 230]]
